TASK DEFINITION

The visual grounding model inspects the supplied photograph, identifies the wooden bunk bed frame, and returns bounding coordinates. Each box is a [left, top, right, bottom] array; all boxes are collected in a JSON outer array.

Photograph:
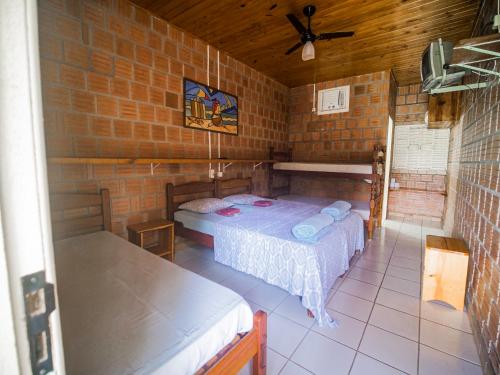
[[51, 188, 267, 375], [269, 145, 386, 239]]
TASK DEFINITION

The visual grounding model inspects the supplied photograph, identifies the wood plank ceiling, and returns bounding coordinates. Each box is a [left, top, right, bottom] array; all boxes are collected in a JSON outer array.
[[131, 0, 480, 87]]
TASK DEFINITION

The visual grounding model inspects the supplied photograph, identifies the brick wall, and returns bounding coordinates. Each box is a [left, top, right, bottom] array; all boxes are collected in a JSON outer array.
[[39, 0, 289, 237], [388, 83, 446, 220], [450, 2, 500, 373], [287, 71, 393, 200]]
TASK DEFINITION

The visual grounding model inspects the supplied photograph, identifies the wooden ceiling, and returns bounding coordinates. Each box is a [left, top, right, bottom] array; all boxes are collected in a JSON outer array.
[[132, 0, 480, 87]]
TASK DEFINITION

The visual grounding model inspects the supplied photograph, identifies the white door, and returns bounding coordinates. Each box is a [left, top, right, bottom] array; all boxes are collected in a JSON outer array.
[[0, 1, 65, 374]]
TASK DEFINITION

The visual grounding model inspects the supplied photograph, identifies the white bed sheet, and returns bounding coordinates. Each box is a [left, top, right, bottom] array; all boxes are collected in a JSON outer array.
[[277, 194, 371, 221], [54, 231, 253, 375], [273, 162, 373, 174]]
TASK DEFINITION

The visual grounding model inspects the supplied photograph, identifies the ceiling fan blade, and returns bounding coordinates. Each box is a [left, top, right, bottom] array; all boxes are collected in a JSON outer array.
[[285, 42, 304, 55], [318, 31, 355, 40], [286, 14, 306, 34]]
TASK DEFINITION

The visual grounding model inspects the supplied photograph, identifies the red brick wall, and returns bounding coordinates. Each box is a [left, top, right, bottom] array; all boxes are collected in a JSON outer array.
[[287, 71, 393, 200], [39, 0, 289, 237], [452, 3, 500, 374], [388, 83, 446, 220]]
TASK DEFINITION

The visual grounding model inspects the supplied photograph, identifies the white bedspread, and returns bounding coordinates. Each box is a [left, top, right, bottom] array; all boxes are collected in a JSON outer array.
[[212, 200, 364, 326], [54, 231, 253, 375]]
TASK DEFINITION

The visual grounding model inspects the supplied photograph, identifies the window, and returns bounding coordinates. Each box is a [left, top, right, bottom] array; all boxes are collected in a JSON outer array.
[[392, 125, 449, 174]]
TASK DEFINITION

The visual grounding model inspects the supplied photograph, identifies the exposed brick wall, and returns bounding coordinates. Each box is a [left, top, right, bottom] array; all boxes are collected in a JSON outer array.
[[39, 0, 289, 237], [452, 3, 500, 374], [287, 71, 393, 200], [388, 83, 446, 220]]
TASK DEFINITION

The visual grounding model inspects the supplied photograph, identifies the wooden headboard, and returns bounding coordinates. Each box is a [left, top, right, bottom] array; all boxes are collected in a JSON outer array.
[[166, 181, 216, 221], [50, 189, 111, 240], [216, 178, 252, 198]]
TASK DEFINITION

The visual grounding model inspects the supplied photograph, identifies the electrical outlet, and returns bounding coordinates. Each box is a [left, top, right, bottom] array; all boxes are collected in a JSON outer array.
[[494, 14, 500, 31], [217, 171, 223, 178], [209, 169, 215, 179]]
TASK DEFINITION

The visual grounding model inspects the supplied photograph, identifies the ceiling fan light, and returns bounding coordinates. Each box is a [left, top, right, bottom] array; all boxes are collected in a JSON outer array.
[[302, 41, 315, 61]]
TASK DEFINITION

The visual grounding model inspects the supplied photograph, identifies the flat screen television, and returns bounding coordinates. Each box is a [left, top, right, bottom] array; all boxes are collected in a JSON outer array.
[[421, 39, 464, 92]]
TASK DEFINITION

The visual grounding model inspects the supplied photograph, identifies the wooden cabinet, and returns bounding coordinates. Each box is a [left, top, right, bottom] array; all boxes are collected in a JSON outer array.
[[127, 219, 175, 261], [423, 235, 469, 310], [427, 92, 461, 129]]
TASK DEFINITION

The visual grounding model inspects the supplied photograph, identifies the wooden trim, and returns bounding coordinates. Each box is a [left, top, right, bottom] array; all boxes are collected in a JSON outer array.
[[175, 222, 214, 248], [166, 181, 217, 221], [48, 157, 275, 165], [197, 311, 267, 375], [101, 188, 111, 232], [50, 193, 102, 211], [216, 178, 253, 198]]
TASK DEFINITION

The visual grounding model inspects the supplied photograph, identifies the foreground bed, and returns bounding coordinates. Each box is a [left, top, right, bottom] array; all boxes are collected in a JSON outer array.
[[51, 189, 267, 375], [167, 179, 364, 326]]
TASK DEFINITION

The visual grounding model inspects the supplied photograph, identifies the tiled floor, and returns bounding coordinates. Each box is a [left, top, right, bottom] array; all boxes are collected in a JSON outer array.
[[174, 218, 482, 375]]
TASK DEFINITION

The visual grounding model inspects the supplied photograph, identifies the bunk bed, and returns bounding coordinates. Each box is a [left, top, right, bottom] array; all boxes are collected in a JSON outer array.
[[167, 178, 364, 326], [51, 189, 266, 375], [269, 145, 386, 239]]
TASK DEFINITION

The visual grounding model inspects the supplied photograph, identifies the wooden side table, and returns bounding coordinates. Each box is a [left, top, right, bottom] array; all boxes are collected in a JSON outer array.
[[127, 219, 175, 261], [423, 235, 469, 310]]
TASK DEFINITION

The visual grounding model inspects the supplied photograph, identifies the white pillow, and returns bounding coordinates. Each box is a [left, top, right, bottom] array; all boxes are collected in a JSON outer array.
[[179, 198, 233, 214], [223, 194, 263, 205]]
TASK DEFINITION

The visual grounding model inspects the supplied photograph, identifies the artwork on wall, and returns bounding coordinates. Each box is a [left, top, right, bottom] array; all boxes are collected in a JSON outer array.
[[183, 78, 239, 135]]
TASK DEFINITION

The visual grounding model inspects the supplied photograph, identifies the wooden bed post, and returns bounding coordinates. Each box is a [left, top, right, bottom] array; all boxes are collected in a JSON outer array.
[[166, 183, 174, 221], [252, 311, 267, 375], [100, 188, 112, 232]]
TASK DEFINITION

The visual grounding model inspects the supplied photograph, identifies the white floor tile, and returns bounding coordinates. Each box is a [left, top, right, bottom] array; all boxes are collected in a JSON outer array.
[[279, 361, 312, 375], [376, 288, 420, 316], [382, 275, 420, 298], [313, 310, 366, 349], [386, 264, 421, 283], [292, 331, 356, 375], [350, 353, 405, 375], [247, 301, 271, 315], [369, 304, 419, 341], [244, 281, 289, 311], [218, 271, 260, 296], [419, 344, 483, 375], [360, 252, 392, 264], [359, 325, 418, 374], [421, 301, 472, 333], [267, 314, 308, 357], [347, 266, 384, 286], [389, 255, 421, 271], [420, 320, 480, 364], [354, 258, 388, 273], [393, 248, 421, 261], [274, 295, 315, 328], [267, 349, 288, 375], [338, 277, 379, 302], [178, 256, 215, 274], [327, 291, 373, 322]]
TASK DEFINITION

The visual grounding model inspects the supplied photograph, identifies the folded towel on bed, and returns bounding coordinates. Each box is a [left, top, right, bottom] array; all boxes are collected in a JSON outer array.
[[253, 200, 273, 207], [332, 210, 350, 221], [321, 200, 352, 217], [215, 207, 241, 216], [292, 213, 334, 239]]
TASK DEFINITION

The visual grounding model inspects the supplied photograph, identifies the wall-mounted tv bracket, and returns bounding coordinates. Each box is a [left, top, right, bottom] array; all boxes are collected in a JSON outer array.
[[431, 38, 500, 94]]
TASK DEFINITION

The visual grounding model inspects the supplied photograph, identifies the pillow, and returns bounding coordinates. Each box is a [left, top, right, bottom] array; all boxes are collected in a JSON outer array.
[[179, 198, 233, 214], [223, 194, 262, 205]]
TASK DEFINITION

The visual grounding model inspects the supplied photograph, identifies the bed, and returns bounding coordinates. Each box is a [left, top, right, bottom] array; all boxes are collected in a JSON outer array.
[[167, 178, 364, 326], [50, 189, 267, 375], [269, 145, 385, 239]]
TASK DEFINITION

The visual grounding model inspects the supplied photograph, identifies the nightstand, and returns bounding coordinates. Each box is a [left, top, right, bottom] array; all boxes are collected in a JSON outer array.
[[127, 219, 175, 261]]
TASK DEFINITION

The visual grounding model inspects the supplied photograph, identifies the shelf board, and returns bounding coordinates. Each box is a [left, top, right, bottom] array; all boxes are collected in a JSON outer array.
[[47, 157, 275, 165]]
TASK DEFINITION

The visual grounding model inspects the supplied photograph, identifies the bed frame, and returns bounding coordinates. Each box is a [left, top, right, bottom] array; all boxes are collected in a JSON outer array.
[[52, 188, 267, 375], [269, 145, 385, 240], [166, 178, 253, 248]]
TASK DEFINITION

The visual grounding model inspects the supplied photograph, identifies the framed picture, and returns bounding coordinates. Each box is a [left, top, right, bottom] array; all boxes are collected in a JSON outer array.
[[183, 78, 239, 135]]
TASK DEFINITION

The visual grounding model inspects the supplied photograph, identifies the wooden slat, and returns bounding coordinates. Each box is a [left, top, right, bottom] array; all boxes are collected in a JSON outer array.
[[52, 215, 104, 238], [50, 193, 102, 211], [48, 157, 133, 164], [48, 158, 276, 165]]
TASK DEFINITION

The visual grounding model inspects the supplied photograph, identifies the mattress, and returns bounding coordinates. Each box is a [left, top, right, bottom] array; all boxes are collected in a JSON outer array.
[[54, 231, 253, 375], [277, 194, 371, 221], [273, 161, 373, 175]]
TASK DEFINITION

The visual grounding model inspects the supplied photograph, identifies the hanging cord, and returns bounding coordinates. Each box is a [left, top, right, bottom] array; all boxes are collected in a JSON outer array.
[[207, 45, 212, 178], [217, 50, 221, 176]]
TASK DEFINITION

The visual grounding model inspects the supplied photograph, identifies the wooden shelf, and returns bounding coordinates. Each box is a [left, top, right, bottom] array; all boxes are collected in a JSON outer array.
[[47, 157, 275, 165]]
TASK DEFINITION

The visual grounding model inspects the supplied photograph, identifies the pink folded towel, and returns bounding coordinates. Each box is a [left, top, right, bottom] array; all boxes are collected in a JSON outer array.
[[215, 207, 241, 216], [253, 200, 273, 207]]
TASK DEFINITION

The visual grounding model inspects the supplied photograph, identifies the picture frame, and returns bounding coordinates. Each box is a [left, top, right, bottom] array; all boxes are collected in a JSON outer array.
[[183, 78, 239, 136]]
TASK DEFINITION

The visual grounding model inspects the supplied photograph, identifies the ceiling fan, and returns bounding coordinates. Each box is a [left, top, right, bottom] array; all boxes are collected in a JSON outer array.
[[285, 5, 354, 61]]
